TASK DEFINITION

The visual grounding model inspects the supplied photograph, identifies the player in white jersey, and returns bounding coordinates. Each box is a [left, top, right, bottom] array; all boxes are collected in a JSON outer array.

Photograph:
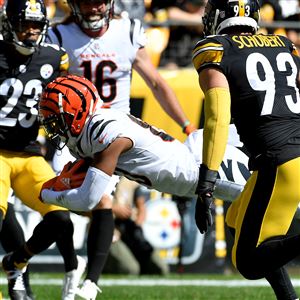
[[47, 0, 193, 122], [4, 75, 245, 298], [38, 75, 247, 229], [46, 1, 196, 298], [38, 75, 247, 210], [40, 101, 247, 208], [49, 16, 145, 113]]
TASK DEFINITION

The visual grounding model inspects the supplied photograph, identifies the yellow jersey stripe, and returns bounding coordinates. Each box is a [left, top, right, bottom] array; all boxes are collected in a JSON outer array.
[[60, 53, 69, 72], [192, 42, 224, 70], [193, 42, 223, 55], [239, 0, 245, 16]]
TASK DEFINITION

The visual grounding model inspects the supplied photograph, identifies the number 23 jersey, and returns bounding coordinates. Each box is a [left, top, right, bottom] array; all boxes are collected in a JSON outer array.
[[192, 34, 300, 168], [0, 41, 69, 152]]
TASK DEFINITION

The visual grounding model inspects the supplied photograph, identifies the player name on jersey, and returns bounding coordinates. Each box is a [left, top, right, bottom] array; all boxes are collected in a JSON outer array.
[[232, 34, 286, 49]]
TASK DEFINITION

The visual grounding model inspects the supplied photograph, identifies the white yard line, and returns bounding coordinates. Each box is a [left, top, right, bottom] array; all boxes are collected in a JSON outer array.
[[1, 278, 300, 287]]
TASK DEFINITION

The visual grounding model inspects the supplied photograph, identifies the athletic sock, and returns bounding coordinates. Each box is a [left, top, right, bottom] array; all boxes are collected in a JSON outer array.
[[86, 209, 114, 283], [265, 267, 298, 300]]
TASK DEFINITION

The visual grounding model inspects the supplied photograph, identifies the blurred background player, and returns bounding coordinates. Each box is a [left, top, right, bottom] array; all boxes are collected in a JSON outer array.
[[193, 0, 300, 299], [46, 1, 196, 299], [0, 0, 85, 299], [103, 177, 170, 276]]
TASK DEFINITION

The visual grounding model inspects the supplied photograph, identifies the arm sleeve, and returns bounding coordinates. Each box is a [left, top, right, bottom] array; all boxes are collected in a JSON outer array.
[[203, 87, 231, 171], [41, 167, 111, 211]]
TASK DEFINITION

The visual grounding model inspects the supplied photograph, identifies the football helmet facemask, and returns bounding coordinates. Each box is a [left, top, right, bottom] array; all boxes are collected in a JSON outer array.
[[203, 0, 260, 36], [39, 75, 102, 149], [67, 0, 114, 35], [2, 0, 49, 55]]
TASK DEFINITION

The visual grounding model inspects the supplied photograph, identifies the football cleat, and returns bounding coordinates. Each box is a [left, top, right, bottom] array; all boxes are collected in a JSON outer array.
[[2, 253, 28, 300], [76, 279, 102, 300], [62, 255, 87, 300]]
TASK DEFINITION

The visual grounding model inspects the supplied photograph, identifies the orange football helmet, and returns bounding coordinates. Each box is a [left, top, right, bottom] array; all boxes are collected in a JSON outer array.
[[39, 74, 102, 149]]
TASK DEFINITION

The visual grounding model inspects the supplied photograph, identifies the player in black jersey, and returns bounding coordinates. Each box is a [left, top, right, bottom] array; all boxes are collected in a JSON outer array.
[[0, 1, 85, 300], [193, 1, 300, 299]]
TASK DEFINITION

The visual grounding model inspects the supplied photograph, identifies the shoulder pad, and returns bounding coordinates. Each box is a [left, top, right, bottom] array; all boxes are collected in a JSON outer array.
[[192, 36, 224, 72]]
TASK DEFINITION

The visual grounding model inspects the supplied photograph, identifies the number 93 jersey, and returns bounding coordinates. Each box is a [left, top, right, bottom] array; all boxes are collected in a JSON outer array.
[[0, 41, 69, 153], [192, 34, 300, 168]]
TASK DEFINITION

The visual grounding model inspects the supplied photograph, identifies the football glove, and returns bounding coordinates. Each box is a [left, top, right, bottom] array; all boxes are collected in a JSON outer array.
[[55, 159, 89, 190], [195, 164, 218, 234], [40, 159, 89, 201]]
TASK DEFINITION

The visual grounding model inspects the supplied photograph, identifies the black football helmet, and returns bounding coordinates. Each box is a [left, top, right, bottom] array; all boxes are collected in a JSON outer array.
[[203, 0, 260, 36], [67, 0, 114, 35], [2, 0, 49, 55]]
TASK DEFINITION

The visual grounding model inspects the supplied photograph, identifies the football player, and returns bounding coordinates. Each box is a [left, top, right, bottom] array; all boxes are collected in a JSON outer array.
[[37, 75, 245, 222], [0, 1, 85, 299], [192, 0, 300, 299], [46, 1, 197, 298]]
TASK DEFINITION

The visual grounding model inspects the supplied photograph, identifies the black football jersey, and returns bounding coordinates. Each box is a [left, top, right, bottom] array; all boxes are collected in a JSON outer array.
[[193, 34, 300, 168], [0, 41, 69, 153]]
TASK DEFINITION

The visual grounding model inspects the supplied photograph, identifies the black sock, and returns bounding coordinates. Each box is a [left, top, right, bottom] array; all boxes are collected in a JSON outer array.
[[55, 211, 78, 272], [265, 267, 298, 300], [10, 210, 74, 266], [0, 203, 25, 251], [86, 209, 114, 283]]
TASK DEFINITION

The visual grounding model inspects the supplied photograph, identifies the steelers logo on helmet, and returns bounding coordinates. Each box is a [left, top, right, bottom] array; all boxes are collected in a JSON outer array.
[[203, 0, 260, 36], [1, 0, 49, 55], [39, 75, 102, 150]]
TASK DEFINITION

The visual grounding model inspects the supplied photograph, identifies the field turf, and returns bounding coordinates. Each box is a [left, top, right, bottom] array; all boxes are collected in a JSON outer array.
[[1, 273, 300, 299]]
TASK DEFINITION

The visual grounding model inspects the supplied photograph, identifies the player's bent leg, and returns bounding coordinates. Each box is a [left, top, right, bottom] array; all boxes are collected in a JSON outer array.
[[13, 155, 81, 299], [230, 158, 300, 300], [0, 202, 36, 299]]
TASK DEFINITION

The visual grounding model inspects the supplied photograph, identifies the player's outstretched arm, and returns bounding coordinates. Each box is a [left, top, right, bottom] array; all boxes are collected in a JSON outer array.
[[40, 138, 132, 211]]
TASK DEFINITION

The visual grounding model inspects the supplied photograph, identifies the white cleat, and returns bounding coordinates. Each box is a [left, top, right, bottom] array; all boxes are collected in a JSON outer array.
[[76, 279, 102, 300], [62, 256, 87, 300]]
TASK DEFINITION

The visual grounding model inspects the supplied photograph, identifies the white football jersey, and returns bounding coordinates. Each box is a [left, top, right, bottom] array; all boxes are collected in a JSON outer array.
[[68, 108, 199, 197], [47, 18, 146, 113], [67, 108, 250, 198]]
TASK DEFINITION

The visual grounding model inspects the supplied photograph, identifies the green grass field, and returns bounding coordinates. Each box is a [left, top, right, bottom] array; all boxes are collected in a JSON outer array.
[[1, 273, 300, 300]]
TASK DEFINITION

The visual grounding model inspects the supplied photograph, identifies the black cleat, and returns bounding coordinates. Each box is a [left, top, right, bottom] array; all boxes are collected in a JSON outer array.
[[2, 253, 28, 300]]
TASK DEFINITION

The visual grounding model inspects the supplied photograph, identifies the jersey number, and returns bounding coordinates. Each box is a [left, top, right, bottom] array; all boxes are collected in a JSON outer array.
[[81, 60, 117, 102], [0, 79, 42, 127], [246, 52, 300, 115]]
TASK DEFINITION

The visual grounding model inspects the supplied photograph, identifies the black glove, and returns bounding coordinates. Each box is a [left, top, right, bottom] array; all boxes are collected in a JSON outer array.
[[195, 164, 218, 234]]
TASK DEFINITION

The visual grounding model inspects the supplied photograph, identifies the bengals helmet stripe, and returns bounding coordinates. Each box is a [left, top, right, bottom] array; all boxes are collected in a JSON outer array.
[[39, 75, 102, 149]]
